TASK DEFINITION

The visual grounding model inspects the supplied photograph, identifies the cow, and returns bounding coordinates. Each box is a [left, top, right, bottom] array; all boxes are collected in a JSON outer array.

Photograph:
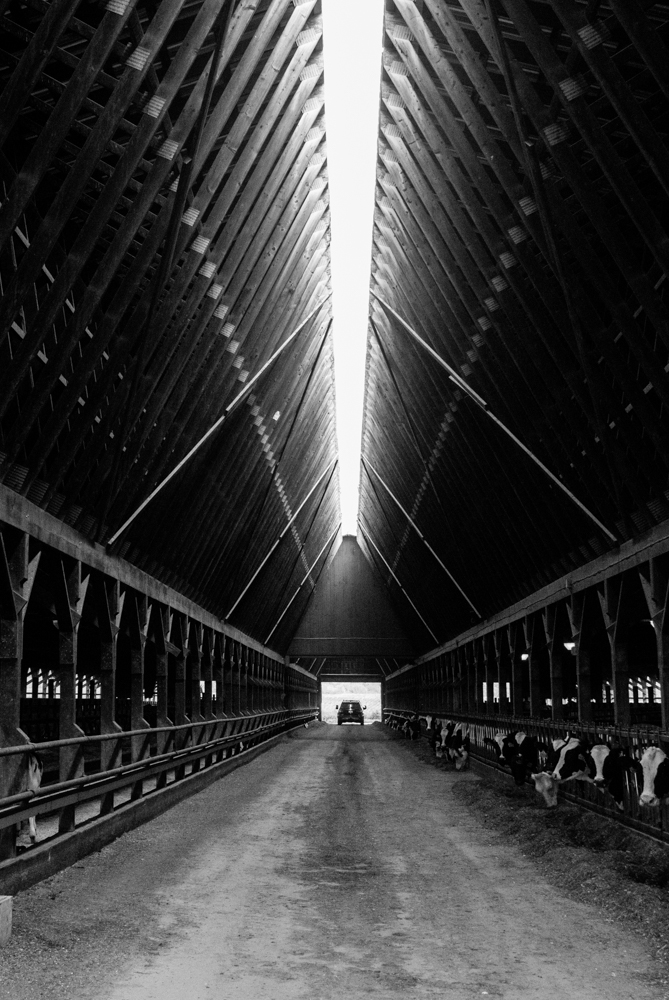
[[450, 723, 470, 771], [436, 720, 455, 759], [428, 718, 443, 755], [505, 732, 547, 787], [531, 770, 559, 808], [531, 736, 589, 808], [484, 731, 513, 764], [13, 752, 43, 844], [403, 716, 422, 740], [588, 743, 637, 810], [639, 746, 669, 807]]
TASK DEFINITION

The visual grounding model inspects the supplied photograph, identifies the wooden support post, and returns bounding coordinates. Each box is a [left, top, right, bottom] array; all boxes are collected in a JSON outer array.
[[0, 531, 39, 860], [212, 634, 224, 718], [229, 640, 240, 718], [169, 612, 188, 758], [507, 621, 525, 717], [454, 650, 463, 713], [94, 574, 124, 772], [492, 631, 505, 714], [567, 592, 592, 722], [151, 603, 170, 761], [51, 557, 87, 831], [543, 605, 565, 721], [188, 619, 204, 725], [91, 573, 123, 811], [523, 615, 543, 719], [482, 636, 495, 713], [128, 593, 150, 774], [638, 556, 669, 731], [598, 578, 630, 727], [200, 628, 214, 721]]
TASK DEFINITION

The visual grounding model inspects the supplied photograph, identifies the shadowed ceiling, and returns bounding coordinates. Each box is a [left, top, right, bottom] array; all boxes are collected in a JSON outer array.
[[1, 0, 669, 674]]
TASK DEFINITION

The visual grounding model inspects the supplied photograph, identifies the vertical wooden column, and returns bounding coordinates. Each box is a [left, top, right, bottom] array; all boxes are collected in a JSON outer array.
[[492, 632, 503, 714], [567, 593, 592, 722], [239, 643, 248, 714], [51, 556, 87, 831], [639, 557, 669, 731], [261, 656, 268, 713], [598, 578, 630, 726], [127, 592, 150, 767], [249, 650, 257, 714], [187, 620, 203, 724], [507, 622, 525, 717], [232, 640, 241, 717], [0, 531, 39, 860], [212, 633, 224, 717], [442, 653, 451, 711], [454, 650, 463, 712], [151, 603, 170, 756], [92, 574, 124, 779], [170, 611, 188, 731], [200, 628, 214, 721], [482, 636, 495, 713], [465, 644, 476, 714], [523, 615, 543, 718], [469, 639, 483, 715], [543, 605, 565, 721]]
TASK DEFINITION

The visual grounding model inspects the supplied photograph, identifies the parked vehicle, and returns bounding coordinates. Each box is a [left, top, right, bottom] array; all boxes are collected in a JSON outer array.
[[336, 701, 366, 725]]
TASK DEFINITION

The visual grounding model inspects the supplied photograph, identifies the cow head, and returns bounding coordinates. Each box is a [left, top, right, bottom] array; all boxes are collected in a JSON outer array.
[[531, 771, 558, 808], [639, 746, 669, 807], [551, 738, 591, 782], [588, 743, 610, 786]]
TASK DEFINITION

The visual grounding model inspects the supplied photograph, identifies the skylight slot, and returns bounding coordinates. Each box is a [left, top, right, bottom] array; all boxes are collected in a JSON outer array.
[[322, 0, 384, 534]]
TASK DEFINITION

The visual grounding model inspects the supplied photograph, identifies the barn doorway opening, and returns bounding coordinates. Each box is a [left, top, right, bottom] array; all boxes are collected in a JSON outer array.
[[321, 681, 382, 723]]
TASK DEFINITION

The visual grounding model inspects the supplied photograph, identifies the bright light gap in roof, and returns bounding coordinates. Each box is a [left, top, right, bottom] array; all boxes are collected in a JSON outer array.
[[322, 0, 384, 535]]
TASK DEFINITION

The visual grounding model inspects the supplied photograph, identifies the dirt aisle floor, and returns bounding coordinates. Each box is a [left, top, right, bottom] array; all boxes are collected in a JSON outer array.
[[0, 722, 664, 999]]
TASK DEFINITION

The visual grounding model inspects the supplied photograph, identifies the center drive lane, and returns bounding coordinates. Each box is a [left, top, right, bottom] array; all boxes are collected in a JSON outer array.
[[1, 723, 661, 999]]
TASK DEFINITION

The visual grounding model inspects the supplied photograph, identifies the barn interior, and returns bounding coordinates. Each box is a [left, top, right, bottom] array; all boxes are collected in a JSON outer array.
[[1, 0, 669, 864]]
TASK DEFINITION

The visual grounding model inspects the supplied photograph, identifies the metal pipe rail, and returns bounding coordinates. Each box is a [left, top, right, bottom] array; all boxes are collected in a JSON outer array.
[[0, 711, 283, 758], [1, 709, 317, 840], [383, 709, 669, 844]]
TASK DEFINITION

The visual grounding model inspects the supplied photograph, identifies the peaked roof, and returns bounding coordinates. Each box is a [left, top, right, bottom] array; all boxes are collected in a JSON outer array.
[[2, 0, 669, 675]]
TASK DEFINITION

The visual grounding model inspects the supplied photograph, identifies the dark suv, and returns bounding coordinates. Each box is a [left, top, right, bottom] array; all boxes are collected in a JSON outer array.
[[336, 701, 366, 725]]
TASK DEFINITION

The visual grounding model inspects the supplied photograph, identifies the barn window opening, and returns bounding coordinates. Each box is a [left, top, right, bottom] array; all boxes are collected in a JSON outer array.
[[322, 0, 384, 534], [320, 681, 382, 722]]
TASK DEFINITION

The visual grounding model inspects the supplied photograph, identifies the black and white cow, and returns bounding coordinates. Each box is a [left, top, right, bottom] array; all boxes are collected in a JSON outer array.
[[449, 722, 471, 771], [504, 732, 547, 787], [483, 731, 510, 764], [639, 746, 669, 807], [436, 720, 455, 759], [403, 716, 422, 740], [587, 743, 638, 810], [530, 737, 572, 807], [428, 717, 443, 755]]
